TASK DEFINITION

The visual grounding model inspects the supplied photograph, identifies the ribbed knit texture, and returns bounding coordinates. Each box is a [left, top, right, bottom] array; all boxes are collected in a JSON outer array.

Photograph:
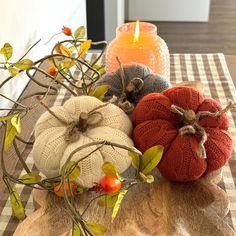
[[93, 64, 171, 107], [33, 96, 133, 187], [132, 87, 233, 182]]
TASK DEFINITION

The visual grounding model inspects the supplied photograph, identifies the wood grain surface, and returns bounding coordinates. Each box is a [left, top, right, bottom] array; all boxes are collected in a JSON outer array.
[[14, 170, 236, 236]]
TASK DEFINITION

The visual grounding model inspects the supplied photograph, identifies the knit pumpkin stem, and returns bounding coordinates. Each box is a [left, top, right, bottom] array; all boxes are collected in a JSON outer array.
[[77, 112, 88, 132], [171, 100, 236, 159], [183, 110, 196, 125]]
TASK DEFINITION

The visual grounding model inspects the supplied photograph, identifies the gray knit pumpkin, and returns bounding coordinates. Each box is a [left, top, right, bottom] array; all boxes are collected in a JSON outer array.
[[94, 64, 171, 114]]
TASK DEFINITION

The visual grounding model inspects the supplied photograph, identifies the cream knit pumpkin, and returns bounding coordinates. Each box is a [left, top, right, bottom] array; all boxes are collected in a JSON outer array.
[[32, 96, 133, 187]]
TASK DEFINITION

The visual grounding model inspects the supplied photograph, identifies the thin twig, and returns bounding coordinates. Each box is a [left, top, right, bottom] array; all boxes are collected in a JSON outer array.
[[18, 39, 41, 62], [81, 193, 106, 217], [36, 97, 68, 125], [13, 140, 31, 173], [15, 135, 34, 145], [0, 94, 28, 109], [116, 57, 126, 94]]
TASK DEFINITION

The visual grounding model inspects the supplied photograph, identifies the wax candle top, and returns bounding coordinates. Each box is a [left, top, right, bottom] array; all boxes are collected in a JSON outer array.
[[116, 22, 157, 38]]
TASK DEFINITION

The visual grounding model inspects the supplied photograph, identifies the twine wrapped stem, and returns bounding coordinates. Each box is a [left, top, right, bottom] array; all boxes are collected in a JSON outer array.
[[171, 100, 236, 159]]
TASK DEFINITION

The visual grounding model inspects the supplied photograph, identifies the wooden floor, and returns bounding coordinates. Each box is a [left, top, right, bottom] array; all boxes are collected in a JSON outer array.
[[153, 0, 236, 54]]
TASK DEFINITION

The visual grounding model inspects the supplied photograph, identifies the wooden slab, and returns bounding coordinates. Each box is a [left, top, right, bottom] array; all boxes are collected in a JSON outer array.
[[14, 169, 236, 236]]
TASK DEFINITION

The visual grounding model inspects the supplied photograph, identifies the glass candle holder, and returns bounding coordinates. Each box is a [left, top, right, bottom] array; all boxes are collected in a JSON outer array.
[[105, 22, 170, 79]]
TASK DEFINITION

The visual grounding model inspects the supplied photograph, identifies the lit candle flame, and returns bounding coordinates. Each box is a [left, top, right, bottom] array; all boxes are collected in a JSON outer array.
[[133, 20, 140, 43]]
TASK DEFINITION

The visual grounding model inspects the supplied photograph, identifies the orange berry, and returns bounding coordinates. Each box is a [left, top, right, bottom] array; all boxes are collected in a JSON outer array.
[[48, 66, 58, 76], [54, 181, 77, 198], [62, 26, 72, 36], [99, 176, 122, 193]]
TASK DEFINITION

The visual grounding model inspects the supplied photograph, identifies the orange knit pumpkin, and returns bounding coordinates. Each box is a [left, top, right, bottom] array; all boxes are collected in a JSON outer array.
[[132, 87, 233, 181]]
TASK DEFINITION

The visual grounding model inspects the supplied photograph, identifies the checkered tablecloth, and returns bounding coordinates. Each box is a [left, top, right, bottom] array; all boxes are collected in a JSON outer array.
[[0, 53, 236, 235]]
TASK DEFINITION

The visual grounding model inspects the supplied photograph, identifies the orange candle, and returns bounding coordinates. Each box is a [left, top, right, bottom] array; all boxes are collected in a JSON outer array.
[[106, 21, 170, 79]]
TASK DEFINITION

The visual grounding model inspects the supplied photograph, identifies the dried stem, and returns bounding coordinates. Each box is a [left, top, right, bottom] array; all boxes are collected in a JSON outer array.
[[15, 135, 34, 145], [13, 140, 31, 173], [0, 94, 28, 109], [36, 96, 68, 125], [116, 57, 126, 94], [18, 39, 41, 62]]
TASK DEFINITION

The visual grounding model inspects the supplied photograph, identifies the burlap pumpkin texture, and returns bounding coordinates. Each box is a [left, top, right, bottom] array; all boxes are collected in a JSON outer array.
[[33, 96, 133, 187], [132, 86, 233, 181]]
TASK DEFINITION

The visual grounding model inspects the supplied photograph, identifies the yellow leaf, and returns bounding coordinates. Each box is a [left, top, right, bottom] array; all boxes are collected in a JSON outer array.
[[102, 162, 123, 181], [69, 46, 76, 53], [86, 222, 107, 235], [62, 58, 76, 69], [10, 186, 26, 220], [74, 26, 86, 39], [19, 173, 42, 184], [78, 40, 91, 57], [4, 121, 17, 151], [8, 67, 19, 76], [72, 223, 81, 236], [0, 43, 13, 61], [14, 59, 33, 70], [0, 114, 16, 121], [141, 145, 164, 175], [112, 189, 127, 221], [11, 114, 21, 133], [55, 43, 71, 57], [89, 85, 110, 101], [47, 58, 56, 67]]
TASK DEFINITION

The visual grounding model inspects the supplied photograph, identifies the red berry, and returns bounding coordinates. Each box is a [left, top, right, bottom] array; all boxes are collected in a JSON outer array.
[[99, 176, 122, 193], [62, 26, 72, 36], [48, 66, 58, 76]]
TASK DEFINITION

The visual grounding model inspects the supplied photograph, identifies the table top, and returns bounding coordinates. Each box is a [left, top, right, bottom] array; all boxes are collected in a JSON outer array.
[[1, 53, 236, 235]]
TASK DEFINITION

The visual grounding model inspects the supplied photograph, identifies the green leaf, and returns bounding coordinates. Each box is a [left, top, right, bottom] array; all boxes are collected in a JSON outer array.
[[74, 26, 86, 39], [14, 59, 33, 70], [102, 162, 124, 181], [4, 121, 17, 151], [112, 189, 128, 221], [128, 151, 140, 170], [93, 64, 106, 76], [8, 67, 19, 76], [98, 193, 119, 208], [72, 223, 81, 236], [139, 172, 154, 183], [86, 222, 107, 235], [11, 113, 21, 133], [19, 173, 42, 184], [141, 145, 164, 175], [0, 114, 16, 121], [10, 186, 26, 220], [89, 85, 110, 101], [78, 40, 91, 57], [61, 161, 80, 181], [0, 43, 13, 61]]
